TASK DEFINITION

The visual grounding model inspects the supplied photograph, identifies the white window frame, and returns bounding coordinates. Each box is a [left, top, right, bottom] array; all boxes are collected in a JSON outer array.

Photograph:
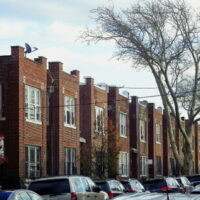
[[156, 124, 161, 143], [25, 145, 40, 178], [64, 147, 76, 175], [64, 96, 76, 128], [140, 156, 147, 176], [25, 85, 41, 123], [140, 120, 146, 142], [119, 112, 127, 137], [95, 106, 104, 134], [119, 151, 129, 177]]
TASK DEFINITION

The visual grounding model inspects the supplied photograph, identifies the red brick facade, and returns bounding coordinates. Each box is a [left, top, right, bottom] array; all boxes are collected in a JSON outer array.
[[1, 45, 200, 188]]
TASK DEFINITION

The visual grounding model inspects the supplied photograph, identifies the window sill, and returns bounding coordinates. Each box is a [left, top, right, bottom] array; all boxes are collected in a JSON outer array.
[[64, 124, 76, 129], [120, 135, 128, 138], [140, 140, 146, 143], [0, 117, 6, 121], [120, 174, 129, 177], [25, 119, 42, 125], [156, 141, 161, 144]]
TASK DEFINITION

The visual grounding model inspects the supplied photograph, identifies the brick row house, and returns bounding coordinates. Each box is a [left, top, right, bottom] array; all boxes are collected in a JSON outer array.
[[0, 46, 200, 188]]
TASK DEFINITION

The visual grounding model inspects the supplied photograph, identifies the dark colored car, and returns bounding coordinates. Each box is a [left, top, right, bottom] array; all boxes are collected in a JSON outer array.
[[120, 179, 145, 193], [142, 177, 181, 193], [187, 175, 200, 186], [175, 176, 193, 193], [95, 180, 125, 199]]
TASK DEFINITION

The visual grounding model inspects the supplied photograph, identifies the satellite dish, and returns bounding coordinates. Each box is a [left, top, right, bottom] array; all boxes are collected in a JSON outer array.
[[24, 43, 38, 56]]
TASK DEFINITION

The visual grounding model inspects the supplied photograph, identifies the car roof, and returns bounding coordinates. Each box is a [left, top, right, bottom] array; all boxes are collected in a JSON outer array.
[[30, 175, 89, 182]]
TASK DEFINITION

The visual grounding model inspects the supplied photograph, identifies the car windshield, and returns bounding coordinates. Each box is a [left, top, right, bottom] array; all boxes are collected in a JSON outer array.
[[29, 179, 70, 195]]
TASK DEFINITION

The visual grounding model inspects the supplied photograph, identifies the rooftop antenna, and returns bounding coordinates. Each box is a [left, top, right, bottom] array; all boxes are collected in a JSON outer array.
[[24, 43, 38, 57]]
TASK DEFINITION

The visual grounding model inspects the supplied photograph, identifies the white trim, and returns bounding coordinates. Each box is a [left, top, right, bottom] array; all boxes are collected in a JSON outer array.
[[64, 123, 76, 129], [25, 119, 42, 125]]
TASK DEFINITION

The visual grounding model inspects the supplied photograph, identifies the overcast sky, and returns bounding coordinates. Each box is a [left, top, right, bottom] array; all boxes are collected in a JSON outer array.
[[1, 0, 200, 108]]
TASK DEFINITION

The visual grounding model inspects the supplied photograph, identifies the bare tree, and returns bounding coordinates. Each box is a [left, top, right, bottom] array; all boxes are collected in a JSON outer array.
[[81, 0, 200, 174]]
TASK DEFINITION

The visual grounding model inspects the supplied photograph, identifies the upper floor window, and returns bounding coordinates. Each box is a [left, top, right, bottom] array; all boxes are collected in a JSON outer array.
[[95, 106, 104, 134], [64, 96, 75, 127], [120, 112, 127, 137], [25, 85, 41, 122], [140, 120, 146, 142], [156, 124, 161, 143], [119, 151, 129, 176]]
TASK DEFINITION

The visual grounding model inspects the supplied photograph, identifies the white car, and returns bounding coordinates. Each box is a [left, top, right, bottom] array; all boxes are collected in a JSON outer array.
[[0, 189, 43, 200], [28, 176, 109, 200]]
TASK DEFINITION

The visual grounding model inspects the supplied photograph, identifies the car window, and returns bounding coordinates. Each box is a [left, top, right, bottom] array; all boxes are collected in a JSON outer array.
[[29, 179, 70, 195], [143, 180, 166, 190], [96, 182, 110, 193], [27, 192, 42, 200], [81, 178, 91, 192], [182, 177, 191, 185], [86, 177, 96, 191], [132, 180, 145, 190], [109, 181, 122, 192], [72, 178, 84, 193], [17, 192, 32, 200]]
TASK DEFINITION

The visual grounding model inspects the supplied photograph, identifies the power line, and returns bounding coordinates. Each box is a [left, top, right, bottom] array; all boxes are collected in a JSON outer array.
[[12, 88, 198, 110]]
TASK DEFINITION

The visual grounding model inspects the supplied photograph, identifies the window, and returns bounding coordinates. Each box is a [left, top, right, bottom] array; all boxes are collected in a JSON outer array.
[[198, 139, 200, 152], [95, 106, 104, 134], [0, 136, 4, 159], [120, 112, 127, 137], [170, 158, 176, 176], [156, 156, 162, 175], [25, 85, 41, 122], [64, 96, 75, 127], [119, 152, 129, 176], [140, 120, 146, 141], [140, 156, 147, 176], [64, 147, 76, 175], [156, 124, 161, 143], [25, 145, 41, 178], [0, 83, 5, 118]]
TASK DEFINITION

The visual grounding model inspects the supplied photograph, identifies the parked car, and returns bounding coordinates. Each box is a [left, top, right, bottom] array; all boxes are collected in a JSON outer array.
[[0, 189, 43, 200], [187, 175, 200, 186], [112, 192, 200, 200], [95, 180, 125, 198], [119, 179, 145, 193], [142, 177, 181, 193], [175, 176, 193, 193], [28, 175, 109, 200]]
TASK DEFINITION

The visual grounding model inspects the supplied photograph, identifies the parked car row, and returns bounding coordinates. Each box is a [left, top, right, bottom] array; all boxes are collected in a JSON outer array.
[[2, 175, 200, 200]]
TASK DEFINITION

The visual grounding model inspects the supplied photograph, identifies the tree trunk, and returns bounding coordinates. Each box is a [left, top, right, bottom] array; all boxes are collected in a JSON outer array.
[[182, 139, 193, 175]]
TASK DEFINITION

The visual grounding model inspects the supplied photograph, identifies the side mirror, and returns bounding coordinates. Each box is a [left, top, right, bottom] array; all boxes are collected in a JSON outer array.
[[93, 186, 101, 193]]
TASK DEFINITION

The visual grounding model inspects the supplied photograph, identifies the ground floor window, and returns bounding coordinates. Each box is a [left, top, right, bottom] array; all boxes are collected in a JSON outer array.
[[140, 156, 147, 176], [156, 156, 162, 175], [64, 147, 76, 175], [119, 152, 129, 176], [25, 145, 41, 178]]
